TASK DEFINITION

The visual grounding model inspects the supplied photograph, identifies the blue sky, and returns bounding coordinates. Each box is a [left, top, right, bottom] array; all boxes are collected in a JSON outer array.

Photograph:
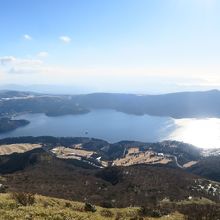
[[0, 0, 220, 93]]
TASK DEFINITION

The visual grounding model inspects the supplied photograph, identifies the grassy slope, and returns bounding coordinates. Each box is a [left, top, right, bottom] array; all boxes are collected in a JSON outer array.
[[0, 193, 184, 220]]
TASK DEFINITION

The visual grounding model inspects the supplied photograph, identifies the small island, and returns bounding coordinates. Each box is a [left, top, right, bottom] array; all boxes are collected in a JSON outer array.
[[0, 118, 30, 133]]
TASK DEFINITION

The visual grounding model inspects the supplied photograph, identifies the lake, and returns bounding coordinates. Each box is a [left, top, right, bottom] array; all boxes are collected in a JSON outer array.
[[0, 110, 219, 149]]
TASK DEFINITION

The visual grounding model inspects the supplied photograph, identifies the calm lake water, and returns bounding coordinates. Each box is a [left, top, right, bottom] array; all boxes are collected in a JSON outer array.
[[0, 110, 220, 149]]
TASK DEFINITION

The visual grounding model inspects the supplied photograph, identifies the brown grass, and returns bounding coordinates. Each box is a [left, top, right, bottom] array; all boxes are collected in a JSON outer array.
[[0, 144, 42, 155]]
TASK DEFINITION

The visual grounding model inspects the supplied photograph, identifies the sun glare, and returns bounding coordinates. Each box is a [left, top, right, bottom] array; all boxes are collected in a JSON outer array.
[[169, 118, 220, 149]]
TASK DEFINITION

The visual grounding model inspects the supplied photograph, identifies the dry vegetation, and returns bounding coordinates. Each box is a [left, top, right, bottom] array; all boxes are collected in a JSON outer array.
[[183, 161, 198, 168], [113, 148, 172, 166], [51, 146, 94, 159], [0, 144, 42, 155], [0, 193, 219, 220], [0, 193, 186, 220]]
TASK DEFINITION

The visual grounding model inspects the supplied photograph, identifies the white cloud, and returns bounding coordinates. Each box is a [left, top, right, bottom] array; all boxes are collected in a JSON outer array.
[[1, 54, 220, 93], [23, 34, 32, 40], [0, 56, 42, 66], [0, 56, 16, 65], [59, 36, 71, 43], [8, 67, 41, 74], [37, 51, 49, 58], [0, 56, 43, 74]]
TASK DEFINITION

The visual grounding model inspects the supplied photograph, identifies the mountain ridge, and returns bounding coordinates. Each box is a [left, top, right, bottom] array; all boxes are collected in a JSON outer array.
[[1, 89, 220, 118]]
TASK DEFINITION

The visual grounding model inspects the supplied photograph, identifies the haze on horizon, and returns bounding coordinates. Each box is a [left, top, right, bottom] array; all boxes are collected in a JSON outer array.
[[0, 0, 220, 94]]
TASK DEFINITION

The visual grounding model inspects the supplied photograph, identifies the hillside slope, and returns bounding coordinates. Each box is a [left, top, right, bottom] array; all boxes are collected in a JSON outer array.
[[0, 148, 219, 208], [0, 137, 219, 207], [0, 193, 188, 220]]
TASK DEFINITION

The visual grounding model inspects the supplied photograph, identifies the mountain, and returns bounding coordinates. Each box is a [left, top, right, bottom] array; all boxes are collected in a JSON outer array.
[[186, 156, 220, 182], [1, 89, 220, 118], [0, 91, 89, 117], [0, 117, 30, 133], [71, 90, 220, 118], [0, 136, 219, 208]]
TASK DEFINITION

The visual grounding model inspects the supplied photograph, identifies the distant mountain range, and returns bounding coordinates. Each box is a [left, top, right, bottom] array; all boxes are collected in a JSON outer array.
[[1, 89, 220, 119]]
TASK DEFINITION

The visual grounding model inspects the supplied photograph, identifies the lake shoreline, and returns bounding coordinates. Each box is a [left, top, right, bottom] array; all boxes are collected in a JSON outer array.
[[0, 110, 219, 149]]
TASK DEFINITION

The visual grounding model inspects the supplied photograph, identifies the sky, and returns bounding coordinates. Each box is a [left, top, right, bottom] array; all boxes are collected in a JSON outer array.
[[0, 0, 220, 94]]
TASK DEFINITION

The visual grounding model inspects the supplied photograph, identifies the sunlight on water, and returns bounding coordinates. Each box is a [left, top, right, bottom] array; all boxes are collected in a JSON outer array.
[[1, 111, 220, 149], [169, 118, 220, 149]]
